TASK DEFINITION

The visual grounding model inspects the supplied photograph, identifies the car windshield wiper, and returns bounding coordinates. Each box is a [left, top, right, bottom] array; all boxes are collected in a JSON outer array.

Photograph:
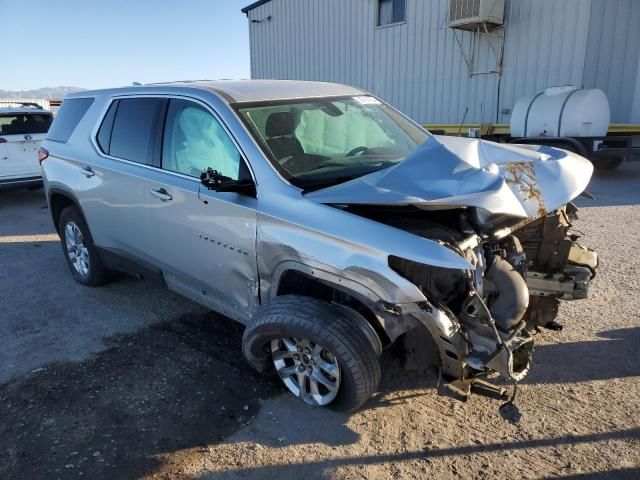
[[300, 175, 360, 193], [301, 156, 398, 176]]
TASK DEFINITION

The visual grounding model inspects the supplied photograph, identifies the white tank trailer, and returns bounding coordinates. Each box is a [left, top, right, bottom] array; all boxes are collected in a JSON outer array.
[[508, 86, 631, 170]]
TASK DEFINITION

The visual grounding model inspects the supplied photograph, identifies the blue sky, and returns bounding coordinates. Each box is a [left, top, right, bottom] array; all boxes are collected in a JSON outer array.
[[2, 0, 252, 90]]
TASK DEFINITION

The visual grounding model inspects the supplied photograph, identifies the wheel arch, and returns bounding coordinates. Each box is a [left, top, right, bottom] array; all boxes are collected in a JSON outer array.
[[48, 187, 84, 234], [272, 268, 391, 349]]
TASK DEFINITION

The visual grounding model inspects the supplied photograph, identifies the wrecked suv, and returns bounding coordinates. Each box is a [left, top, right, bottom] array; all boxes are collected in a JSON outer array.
[[41, 81, 598, 411]]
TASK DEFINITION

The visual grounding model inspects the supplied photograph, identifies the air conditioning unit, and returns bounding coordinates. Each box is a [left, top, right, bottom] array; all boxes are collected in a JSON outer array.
[[448, 0, 505, 31]]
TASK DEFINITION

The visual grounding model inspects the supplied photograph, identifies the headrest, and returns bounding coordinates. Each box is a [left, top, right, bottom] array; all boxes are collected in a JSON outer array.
[[265, 111, 296, 137]]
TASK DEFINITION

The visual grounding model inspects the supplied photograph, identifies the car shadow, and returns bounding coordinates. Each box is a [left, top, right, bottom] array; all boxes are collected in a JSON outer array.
[[0, 312, 288, 480], [4, 306, 423, 479], [526, 327, 640, 385], [2, 315, 638, 479]]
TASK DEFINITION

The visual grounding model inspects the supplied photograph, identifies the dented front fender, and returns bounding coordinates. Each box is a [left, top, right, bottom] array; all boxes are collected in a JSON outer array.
[[256, 191, 472, 307]]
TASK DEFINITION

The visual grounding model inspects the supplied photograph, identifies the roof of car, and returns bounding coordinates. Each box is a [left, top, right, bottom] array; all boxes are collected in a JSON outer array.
[[0, 107, 51, 115], [67, 80, 367, 104]]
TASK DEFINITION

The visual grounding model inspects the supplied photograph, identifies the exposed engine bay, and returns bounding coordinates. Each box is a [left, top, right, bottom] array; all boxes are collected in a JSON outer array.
[[297, 133, 601, 402], [344, 202, 598, 400]]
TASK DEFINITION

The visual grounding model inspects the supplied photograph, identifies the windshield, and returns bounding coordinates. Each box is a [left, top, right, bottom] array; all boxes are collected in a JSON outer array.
[[237, 96, 430, 191], [0, 113, 53, 135]]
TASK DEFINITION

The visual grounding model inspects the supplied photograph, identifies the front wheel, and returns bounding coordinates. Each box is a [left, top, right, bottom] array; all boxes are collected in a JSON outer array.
[[243, 296, 381, 412]]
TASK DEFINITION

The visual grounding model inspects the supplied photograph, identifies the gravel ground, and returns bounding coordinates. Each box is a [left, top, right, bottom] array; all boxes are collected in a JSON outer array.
[[1, 162, 639, 480]]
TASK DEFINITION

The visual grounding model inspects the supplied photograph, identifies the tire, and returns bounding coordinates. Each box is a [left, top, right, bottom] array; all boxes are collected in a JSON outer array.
[[58, 205, 109, 286], [243, 295, 381, 412], [591, 156, 623, 171]]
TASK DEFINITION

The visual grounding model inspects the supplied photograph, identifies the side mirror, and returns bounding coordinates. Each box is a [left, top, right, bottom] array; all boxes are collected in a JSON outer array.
[[200, 168, 256, 196]]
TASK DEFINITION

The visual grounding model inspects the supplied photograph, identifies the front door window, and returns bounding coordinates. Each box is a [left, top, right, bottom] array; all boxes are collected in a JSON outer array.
[[162, 99, 241, 179]]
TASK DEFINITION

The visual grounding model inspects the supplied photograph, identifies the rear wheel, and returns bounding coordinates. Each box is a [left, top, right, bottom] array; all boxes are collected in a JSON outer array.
[[243, 295, 381, 412], [58, 205, 109, 286]]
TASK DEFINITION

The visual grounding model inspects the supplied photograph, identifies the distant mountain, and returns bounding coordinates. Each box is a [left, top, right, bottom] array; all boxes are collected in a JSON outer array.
[[0, 86, 87, 100]]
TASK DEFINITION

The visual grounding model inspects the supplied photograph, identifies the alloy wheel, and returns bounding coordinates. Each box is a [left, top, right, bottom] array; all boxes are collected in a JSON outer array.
[[270, 337, 341, 406], [64, 221, 90, 276]]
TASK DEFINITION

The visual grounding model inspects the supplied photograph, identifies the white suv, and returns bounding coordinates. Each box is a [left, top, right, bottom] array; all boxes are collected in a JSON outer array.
[[0, 101, 53, 189]]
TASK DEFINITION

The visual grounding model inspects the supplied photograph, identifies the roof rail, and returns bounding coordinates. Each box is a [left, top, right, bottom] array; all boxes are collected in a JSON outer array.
[[144, 79, 216, 85]]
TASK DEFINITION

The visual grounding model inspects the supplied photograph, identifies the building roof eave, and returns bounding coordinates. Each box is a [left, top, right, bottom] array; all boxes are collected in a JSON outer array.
[[241, 0, 272, 15]]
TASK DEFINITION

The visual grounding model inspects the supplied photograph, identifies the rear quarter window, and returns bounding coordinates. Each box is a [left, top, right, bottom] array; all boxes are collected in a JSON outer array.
[[46, 98, 94, 142], [96, 100, 118, 154]]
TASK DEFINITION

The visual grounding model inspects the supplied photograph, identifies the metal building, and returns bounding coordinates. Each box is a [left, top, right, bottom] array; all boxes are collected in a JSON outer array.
[[242, 0, 640, 125]]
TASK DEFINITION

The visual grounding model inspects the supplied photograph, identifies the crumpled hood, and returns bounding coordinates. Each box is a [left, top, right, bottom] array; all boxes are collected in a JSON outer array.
[[306, 135, 594, 223]]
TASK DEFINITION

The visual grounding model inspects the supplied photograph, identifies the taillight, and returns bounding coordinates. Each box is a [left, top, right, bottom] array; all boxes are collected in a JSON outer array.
[[0, 137, 6, 144], [38, 147, 49, 163]]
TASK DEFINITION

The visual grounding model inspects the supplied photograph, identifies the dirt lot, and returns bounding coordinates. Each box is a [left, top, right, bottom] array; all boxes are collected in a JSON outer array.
[[1, 163, 639, 480]]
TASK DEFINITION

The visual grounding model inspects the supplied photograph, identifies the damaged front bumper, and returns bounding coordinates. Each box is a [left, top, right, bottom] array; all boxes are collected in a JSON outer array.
[[396, 297, 534, 402], [394, 238, 597, 403]]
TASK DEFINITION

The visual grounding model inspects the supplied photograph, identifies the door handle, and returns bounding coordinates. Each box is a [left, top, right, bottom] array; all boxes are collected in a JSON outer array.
[[150, 188, 173, 202], [81, 165, 95, 178]]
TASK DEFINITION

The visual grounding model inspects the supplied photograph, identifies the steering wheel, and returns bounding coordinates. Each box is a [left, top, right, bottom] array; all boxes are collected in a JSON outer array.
[[346, 146, 369, 157]]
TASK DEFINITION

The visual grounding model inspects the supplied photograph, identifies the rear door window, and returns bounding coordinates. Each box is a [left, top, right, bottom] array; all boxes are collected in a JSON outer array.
[[108, 98, 164, 164], [0, 113, 53, 136], [46, 98, 94, 142]]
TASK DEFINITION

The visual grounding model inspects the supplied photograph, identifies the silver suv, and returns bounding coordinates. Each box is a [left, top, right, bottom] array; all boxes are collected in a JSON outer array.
[[41, 80, 598, 411]]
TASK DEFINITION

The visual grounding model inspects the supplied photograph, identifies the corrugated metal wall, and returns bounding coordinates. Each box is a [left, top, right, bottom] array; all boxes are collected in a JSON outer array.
[[583, 0, 640, 123], [247, 0, 640, 123], [499, 0, 591, 121]]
